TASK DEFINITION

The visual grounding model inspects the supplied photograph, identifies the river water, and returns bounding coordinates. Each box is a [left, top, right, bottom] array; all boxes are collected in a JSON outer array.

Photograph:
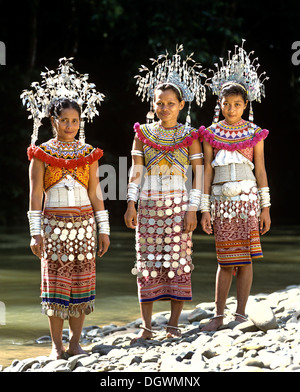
[[0, 225, 299, 367]]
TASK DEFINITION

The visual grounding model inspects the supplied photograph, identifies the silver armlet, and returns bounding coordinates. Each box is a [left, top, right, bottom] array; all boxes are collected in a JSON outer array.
[[27, 210, 42, 236], [94, 210, 110, 235]]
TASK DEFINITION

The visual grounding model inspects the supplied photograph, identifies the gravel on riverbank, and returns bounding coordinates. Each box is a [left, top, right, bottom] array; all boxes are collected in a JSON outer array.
[[1, 284, 300, 372]]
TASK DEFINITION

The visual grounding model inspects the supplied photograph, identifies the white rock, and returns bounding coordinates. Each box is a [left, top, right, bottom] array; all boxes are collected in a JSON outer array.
[[187, 308, 208, 323], [42, 359, 71, 372], [247, 301, 278, 331]]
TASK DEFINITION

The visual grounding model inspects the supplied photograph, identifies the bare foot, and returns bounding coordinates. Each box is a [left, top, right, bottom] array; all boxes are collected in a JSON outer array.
[[130, 326, 153, 344], [165, 326, 181, 338], [234, 313, 247, 323], [67, 343, 87, 357], [166, 328, 181, 338], [200, 316, 224, 332], [49, 346, 66, 360]]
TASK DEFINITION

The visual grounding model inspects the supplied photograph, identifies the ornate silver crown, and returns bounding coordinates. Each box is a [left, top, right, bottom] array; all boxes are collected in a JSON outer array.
[[209, 39, 269, 103], [134, 44, 208, 124], [20, 57, 105, 145], [209, 39, 269, 123]]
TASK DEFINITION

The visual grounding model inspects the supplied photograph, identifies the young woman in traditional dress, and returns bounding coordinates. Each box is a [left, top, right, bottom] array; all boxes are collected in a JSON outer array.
[[23, 60, 110, 359], [124, 47, 207, 341], [200, 48, 271, 330]]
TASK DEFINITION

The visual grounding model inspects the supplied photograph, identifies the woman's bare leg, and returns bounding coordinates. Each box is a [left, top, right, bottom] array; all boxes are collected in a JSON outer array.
[[201, 266, 233, 331], [68, 313, 86, 355], [166, 300, 184, 337], [48, 315, 65, 359]]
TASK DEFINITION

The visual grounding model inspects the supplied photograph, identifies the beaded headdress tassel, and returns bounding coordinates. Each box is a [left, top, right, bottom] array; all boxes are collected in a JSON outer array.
[[134, 44, 208, 130], [20, 57, 105, 145], [209, 39, 269, 124]]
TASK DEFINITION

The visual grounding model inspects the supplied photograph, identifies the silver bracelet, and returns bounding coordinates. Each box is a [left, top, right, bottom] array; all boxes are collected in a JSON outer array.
[[188, 189, 202, 209], [27, 210, 42, 236], [200, 194, 211, 213], [127, 182, 140, 203], [258, 187, 271, 208], [94, 210, 110, 235], [131, 149, 144, 157], [188, 153, 204, 161]]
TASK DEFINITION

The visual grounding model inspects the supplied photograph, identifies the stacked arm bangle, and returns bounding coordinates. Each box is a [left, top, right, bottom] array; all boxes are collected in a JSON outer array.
[[128, 150, 142, 202], [27, 210, 42, 236], [188, 153, 204, 161], [127, 182, 140, 203], [188, 189, 202, 210], [131, 150, 144, 157], [258, 187, 271, 208], [200, 194, 211, 213], [94, 210, 110, 235]]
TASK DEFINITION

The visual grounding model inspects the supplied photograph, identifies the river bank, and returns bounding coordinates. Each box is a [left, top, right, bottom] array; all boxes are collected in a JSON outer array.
[[1, 284, 299, 372]]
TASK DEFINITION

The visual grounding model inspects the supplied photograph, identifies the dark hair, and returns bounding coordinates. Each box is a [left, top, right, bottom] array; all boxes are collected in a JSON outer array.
[[219, 83, 248, 103], [48, 98, 81, 119], [154, 83, 183, 102]]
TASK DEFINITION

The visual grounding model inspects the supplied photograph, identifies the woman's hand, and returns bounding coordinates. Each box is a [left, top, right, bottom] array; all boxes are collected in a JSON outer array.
[[183, 210, 197, 233], [259, 208, 271, 235], [201, 212, 213, 235], [30, 235, 44, 259], [97, 234, 110, 258], [124, 203, 137, 229]]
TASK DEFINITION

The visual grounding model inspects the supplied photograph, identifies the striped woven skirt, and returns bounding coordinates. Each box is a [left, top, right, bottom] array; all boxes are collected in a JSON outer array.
[[41, 205, 96, 319], [132, 191, 193, 303], [211, 184, 263, 267]]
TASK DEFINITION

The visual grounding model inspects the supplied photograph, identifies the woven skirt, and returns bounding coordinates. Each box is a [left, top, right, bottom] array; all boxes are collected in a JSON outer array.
[[41, 205, 96, 319], [211, 184, 263, 267], [132, 192, 193, 303]]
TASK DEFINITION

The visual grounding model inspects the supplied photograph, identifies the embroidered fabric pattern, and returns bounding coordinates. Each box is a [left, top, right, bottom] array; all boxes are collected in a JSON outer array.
[[214, 217, 263, 267], [44, 165, 90, 191]]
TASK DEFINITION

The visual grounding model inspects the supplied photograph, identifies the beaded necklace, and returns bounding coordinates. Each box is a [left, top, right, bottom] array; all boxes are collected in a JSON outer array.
[[154, 123, 180, 179], [54, 139, 79, 188]]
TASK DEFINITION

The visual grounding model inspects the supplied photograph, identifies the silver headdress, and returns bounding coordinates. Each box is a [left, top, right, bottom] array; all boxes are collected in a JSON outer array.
[[209, 39, 269, 123], [134, 44, 207, 126], [20, 57, 105, 145]]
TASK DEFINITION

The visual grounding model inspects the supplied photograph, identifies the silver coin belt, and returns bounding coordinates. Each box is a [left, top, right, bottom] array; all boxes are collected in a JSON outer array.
[[210, 185, 260, 223]]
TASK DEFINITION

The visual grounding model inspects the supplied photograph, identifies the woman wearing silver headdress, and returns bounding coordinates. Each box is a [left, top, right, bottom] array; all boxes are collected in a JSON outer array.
[[124, 46, 207, 341], [22, 59, 110, 359], [199, 42, 271, 331]]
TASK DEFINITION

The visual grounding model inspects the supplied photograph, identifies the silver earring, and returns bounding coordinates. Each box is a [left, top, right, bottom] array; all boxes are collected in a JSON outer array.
[[146, 101, 155, 123], [249, 101, 254, 122], [79, 120, 85, 144]]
